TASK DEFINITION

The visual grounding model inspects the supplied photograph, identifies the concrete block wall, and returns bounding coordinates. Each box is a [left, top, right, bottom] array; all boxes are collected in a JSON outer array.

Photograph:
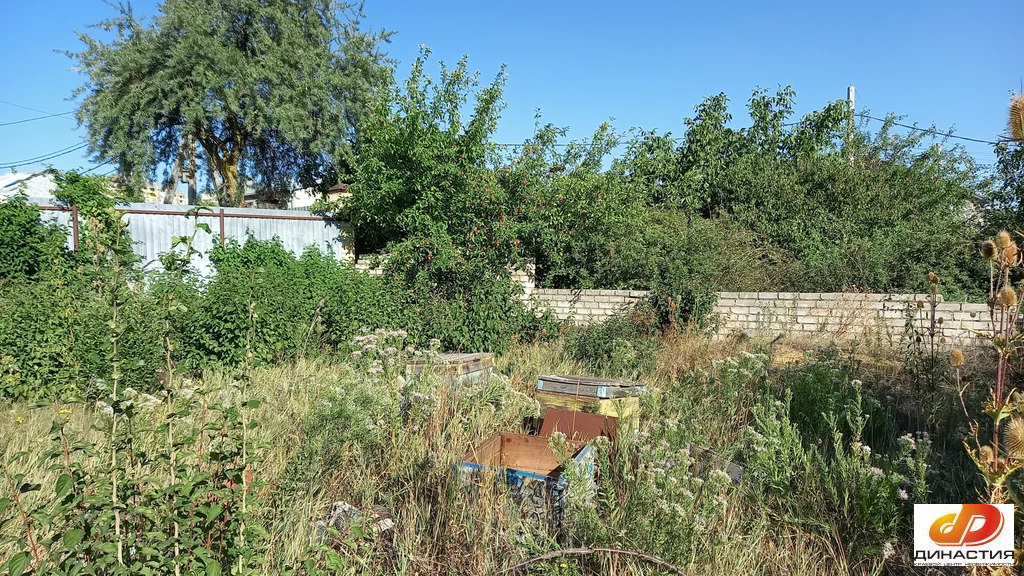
[[715, 292, 991, 348], [530, 288, 648, 324]]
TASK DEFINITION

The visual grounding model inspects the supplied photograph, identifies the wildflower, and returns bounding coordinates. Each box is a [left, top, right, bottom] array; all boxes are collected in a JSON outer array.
[[58, 408, 72, 416], [897, 489, 909, 501], [95, 401, 114, 417], [883, 541, 895, 560], [1011, 95, 1024, 141], [870, 467, 884, 478], [1003, 243, 1020, 266], [15, 416, 23, 425], [898, 433, 916, 451]]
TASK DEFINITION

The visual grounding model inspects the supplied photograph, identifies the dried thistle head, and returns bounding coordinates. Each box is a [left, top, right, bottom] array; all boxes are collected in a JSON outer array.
[[978, 237, 995, 258], [998, 285, 1018, 308], [997, 230, 1013, 249], [951, 348, 964, 367], [916, 300, 925, 309], [1005, 418, 1024, 459], [980, 444, 996, 464], [927, 272, 939, 284], [982, 239, 998, 260], [1002, 243, 1020, 267], [1011, 94, 1024, 142]]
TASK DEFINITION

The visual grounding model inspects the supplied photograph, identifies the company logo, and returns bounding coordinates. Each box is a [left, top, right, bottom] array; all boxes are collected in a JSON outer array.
[[914, 504, 1014, 566]]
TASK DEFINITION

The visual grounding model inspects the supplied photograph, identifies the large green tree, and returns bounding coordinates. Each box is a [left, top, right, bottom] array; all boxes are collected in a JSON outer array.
[[70, 0, 391, 206]]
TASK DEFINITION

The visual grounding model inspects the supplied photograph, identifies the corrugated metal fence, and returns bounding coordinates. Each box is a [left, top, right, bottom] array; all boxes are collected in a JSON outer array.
[[27, 198, 354, 277]]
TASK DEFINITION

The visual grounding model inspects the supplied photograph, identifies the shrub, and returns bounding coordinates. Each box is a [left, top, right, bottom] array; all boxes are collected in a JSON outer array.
[[744, 362, 931, 563], [777, 348, 894, 451], [563, 307, 659, 379], [0, 195, 71, 280]]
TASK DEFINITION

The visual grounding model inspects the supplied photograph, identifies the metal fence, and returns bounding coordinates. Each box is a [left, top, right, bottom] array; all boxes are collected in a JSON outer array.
[[27, 198, 354, 277]]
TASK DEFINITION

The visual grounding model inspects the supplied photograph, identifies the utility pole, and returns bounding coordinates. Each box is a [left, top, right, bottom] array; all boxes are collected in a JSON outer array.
[[847, 85, 856, 165]]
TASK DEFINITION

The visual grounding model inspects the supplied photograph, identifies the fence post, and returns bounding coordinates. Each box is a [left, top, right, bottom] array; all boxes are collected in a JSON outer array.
[[71, 201, 80, 251], [219, 209, 226, 244]]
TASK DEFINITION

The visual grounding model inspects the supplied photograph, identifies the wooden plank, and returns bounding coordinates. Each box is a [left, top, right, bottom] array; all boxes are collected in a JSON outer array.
[[539, 374, 642, 387], [461, 433, 585, 479], [537, 374, 645, 398]]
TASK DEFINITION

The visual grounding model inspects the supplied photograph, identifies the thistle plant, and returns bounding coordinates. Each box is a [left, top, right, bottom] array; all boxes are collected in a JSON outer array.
[[966, 231, 1024, 511]]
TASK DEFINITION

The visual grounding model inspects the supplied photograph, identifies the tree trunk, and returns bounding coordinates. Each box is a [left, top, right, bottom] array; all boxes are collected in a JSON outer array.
[[221, 162, 241, 206]]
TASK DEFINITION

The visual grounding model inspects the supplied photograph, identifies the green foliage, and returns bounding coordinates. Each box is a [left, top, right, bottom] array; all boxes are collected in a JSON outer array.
[[0, 196, 70, 280], [180, 238, 392, 368], [70, 0, 392, 205], [778, 349, 894, 451], [501, 121, 646, 290], [564, 309, 659, 379], [744, 355, 931, 562], [2, 378, 270, 574]]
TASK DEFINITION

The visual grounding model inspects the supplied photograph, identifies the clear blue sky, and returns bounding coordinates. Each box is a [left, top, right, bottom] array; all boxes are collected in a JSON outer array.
[[1, 0, 1020, 177]]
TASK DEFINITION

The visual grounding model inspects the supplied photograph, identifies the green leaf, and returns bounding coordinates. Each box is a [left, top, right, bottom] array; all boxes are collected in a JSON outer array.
[[204, 559, 222, 576], [63, 528, 86, 549], [55, 474, 73, 498], [6, 552, 29, 576], [0, 498, 10, 513]]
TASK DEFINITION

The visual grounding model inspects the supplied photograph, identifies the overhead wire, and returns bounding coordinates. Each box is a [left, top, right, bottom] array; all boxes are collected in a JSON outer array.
[[0, 110, 76, 127], [0, 142, 89, 170]]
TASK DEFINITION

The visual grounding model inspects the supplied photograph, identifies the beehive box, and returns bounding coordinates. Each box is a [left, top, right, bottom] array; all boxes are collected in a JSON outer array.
[[406, 352, 493, 384], [458, 432, 593, 525], [534, 390, 640, 420], [539, 407, 618, 443]]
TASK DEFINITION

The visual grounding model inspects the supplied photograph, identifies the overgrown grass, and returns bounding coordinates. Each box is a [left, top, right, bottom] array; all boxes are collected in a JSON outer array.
[[4, 328, 965, 575]]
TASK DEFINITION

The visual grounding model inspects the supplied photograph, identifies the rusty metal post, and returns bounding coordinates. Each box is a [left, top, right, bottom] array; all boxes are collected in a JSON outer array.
[[71, 201, 80, 251]]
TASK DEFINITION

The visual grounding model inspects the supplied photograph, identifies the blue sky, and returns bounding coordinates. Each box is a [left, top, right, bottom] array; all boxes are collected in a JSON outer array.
[[0, 0, 1020, 178]]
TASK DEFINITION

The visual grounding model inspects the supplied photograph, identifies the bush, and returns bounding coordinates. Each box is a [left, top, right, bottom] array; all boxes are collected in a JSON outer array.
[[0, 195, 71, 280], [563, 307, 659, 379], [744, 358, 931, 562], [179, 238, 402, 369], [777, 348, 895, 451]]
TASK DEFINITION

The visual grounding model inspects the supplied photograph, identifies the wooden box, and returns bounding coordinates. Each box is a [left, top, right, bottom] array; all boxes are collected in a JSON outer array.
[[539, 407, 617, 443], [460, 432, 590, 482], [534, 390, 640, 420], [406, 352, 494, 384]]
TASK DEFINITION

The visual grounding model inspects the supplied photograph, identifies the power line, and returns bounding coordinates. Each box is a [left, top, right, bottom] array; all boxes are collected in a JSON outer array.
[[0, 142, 89, 170], [855, 113, 1007, 146], [0, 99, 75, 120], [0, 110, 76, 127], [82, 158, 114, 174]]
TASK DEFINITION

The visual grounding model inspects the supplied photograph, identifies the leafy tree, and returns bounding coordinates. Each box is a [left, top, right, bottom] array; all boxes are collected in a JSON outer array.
[[70, 0, 392, 206]]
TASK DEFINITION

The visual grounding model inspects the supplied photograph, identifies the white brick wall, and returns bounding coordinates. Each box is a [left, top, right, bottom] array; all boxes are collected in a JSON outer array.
[[529, 288, 992, 347]]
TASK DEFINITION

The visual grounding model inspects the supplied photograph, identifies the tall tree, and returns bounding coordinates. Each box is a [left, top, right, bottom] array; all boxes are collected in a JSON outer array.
[[70, 0, 391, 206]]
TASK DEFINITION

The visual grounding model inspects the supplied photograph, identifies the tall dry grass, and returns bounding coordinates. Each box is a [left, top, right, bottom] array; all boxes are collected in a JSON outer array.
[[1, 335, 881, 575]]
